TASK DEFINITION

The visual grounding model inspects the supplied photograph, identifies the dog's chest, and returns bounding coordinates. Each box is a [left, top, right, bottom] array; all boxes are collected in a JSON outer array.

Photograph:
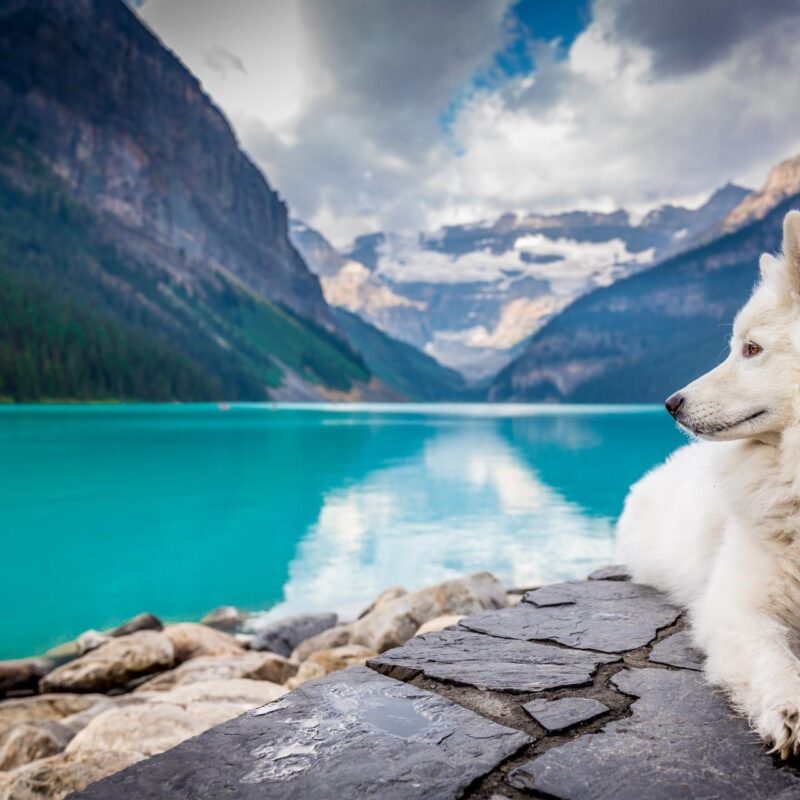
[[725, 443, 800, 543]]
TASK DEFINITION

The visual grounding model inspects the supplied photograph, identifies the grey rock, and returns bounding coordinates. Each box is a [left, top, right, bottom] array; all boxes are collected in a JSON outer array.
[[461, 580, 680, 653], [587, 564, 630, 581], [508, 668, 800, 799], [70, 667, 531, 800], [368, 628, 618, 692], [111, 613, 163, 637], [0, 658, 52, 697], [250, 613, 338, 657], [199, 606, 248, 632], [649, 631, 704, 671], [522, 697, 609, 733]]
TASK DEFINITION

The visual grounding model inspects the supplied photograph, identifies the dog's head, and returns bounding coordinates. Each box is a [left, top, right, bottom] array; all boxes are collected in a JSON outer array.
[[666, 210, 800, 441]]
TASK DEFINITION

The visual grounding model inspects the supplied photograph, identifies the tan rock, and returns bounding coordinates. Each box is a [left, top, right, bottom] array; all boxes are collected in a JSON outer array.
[[290, 625, 353, 663], [349, 572, 507, 652], [65, 703, 236, 760], [0, 695, 102, 737], [0, 721, 73, 771], [75, 630, 111, 656], [151, 678, 287, 709], [58, 694, 157, 735], [40, 631, 174, 693], [0, 749, 143, 799], [66, 680, 286, 760], [357, 586, 407, 619], [162, 623, 243, 664], [415, 614, 464, 635], [137, 652, 297, 692], [286, 646, 376, 689], [507, 592, 524, 606]]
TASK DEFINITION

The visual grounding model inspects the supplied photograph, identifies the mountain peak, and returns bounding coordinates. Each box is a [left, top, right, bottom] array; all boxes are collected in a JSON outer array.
[[721, 153, 800, 233]]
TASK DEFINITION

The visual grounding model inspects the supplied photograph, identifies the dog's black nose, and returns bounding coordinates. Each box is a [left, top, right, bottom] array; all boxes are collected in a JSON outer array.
[[664, 392, 685, 418]]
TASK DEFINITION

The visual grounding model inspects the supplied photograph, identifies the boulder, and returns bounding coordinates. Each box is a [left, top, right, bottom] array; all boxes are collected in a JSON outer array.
[[415, 614, 464, 635], [65, 703, 237, 760], [0, 660, 52, 697], [0, 749, 142, 799], [67, 680, 286, 759], [349, 572, 507, 652], [357, 586, 407, 619], [75, 631, 111, 657], [59, 694, 157, 735], [0, 695, 103, 737], [136, 652, 297, 692], [152, 679, 287, 709], [286, 646, 376, 689], [162, 623, 243, 664], [199, 606, 248, 632], [290, 625, 353, 663], [111, 613, 163, 637], [250, 613, 338, 657], [0, 720, 74, 771], [39, 632, 174, 694]]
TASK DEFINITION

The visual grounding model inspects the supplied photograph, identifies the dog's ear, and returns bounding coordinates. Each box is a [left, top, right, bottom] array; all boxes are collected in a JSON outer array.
[[782, 211, 800, 293]]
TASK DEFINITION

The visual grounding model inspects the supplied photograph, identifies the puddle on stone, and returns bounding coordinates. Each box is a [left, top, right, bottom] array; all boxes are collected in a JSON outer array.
[[358, 694, 434, 738]]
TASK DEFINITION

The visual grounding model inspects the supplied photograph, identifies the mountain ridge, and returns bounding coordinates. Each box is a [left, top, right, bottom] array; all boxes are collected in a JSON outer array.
[[488, 186, 799, 403]]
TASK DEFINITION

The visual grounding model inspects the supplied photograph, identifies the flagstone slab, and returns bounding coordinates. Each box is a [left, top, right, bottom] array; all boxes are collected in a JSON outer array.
[[649, 630, 704, 671], [69, 667, 531, 800], [462, 580, 680, 653], [522, 697, 610, 733], [368, 628, 618, 693], [508, 668, 800, 799]]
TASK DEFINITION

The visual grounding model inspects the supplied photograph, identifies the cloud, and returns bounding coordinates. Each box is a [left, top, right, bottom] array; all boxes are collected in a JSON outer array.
[[598, 0, 800, 76], [136, 0, 800, 244], [202, 45, 247, 77]]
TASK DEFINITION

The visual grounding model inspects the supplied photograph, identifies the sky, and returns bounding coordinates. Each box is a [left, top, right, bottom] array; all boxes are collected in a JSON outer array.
[[135, 0, 800, 246]]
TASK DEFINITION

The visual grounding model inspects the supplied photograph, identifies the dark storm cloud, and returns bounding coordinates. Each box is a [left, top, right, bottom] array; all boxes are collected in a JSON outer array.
[[604, 0, 800, 76]]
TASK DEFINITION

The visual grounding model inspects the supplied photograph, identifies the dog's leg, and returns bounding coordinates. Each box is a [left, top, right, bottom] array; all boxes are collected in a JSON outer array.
[[692, 532, 800, 757]]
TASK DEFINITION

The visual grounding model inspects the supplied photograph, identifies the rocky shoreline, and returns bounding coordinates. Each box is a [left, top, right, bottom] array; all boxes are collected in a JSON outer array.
[[0, 572, 511, 799]]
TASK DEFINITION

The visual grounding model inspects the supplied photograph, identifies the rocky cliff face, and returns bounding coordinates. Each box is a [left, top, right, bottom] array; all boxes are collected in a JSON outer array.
[[0, 0, 386, 402], [721, 155, 800, 233], [0, 0, 332, 331]]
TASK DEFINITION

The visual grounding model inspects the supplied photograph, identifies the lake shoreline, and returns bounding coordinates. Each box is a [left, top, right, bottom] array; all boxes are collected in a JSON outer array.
[[0, 572, 519, 796]]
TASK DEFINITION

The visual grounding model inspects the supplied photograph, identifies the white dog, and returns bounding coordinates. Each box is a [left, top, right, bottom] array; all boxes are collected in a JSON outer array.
[[617, 210, 800, 759]]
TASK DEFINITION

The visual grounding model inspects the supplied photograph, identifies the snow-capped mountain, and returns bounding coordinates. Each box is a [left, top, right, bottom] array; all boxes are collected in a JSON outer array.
[[291, 184, 748, 380]]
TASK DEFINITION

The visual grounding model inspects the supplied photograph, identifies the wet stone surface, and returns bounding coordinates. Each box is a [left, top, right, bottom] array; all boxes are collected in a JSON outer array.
[[69, 667, 530, 800], [69, 573, 800, 799]]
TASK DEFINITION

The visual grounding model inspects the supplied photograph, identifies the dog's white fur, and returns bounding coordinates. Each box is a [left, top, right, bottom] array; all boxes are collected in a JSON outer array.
[[617, 210, 800, 758]]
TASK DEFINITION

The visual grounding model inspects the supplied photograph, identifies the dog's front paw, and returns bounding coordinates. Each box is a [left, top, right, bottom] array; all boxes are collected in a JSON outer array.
[[758, 704, 800, 759]]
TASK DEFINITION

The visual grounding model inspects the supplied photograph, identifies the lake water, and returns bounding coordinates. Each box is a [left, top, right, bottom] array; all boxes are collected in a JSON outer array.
[[0, 404, 685, 659]]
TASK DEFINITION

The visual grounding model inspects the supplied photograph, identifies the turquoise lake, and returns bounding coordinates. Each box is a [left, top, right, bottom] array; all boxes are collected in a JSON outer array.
[[0, 404, 685, 659]]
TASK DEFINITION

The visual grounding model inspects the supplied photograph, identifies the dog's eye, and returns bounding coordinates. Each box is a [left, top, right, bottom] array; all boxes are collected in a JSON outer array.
[[743, 341, 763, 358]]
